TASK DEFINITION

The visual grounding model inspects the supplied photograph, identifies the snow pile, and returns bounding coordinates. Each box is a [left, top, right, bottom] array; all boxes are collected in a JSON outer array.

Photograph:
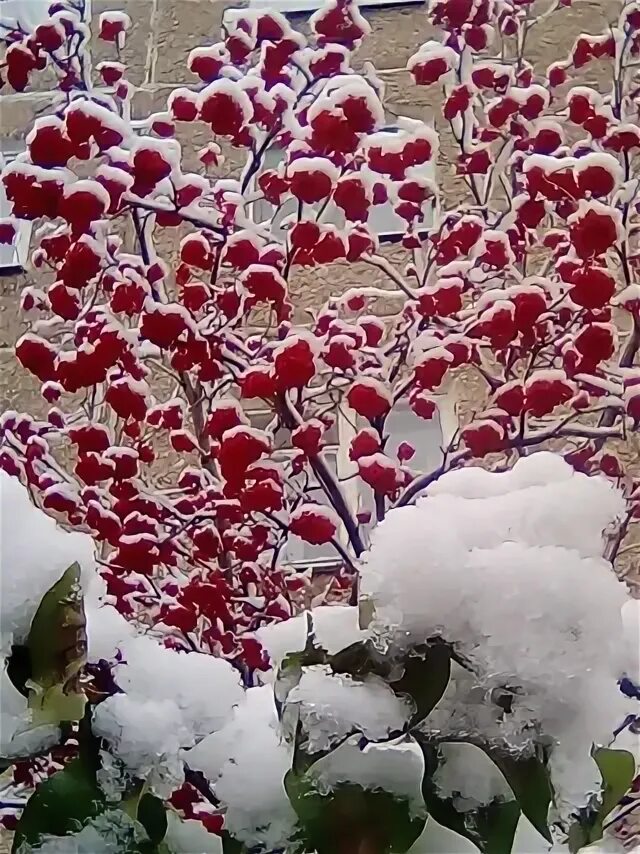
[[256, 604, 367, 668], [187, 685, 297, 849], [93, 635, 243, 794], [360, 452, 635, 817], [0, 667, 59, 759], [164, 813, 223, 853], [307, 737, 425, 814], [93, 694, 191, 796], [621, 597, 640, 684], [1, 472, 102, 758], [288, 665, 411, 752], [432, 742, 512, 814], [0, 470, 95, 655], [112, 636, 243, 739], [15, 810, 143, 853]]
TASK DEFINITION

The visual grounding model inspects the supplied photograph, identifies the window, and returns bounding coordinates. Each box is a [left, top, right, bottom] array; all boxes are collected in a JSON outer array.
[[249, 0, 424, 12], [283, 449, 344, 567], [245, 402, 443, 570], [252, 140, 435, 243], [0, 151, 32, 274], [351, 403, 443, 543], [0, 0, 51, 29]]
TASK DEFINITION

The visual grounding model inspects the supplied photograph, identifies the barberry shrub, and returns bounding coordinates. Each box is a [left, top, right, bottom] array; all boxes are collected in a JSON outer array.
[[1, 0, 640, 849]]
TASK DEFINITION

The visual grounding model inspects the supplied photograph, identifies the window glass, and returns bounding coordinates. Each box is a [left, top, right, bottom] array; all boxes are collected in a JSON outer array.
[[356, 404, 443, 537], [281, 449, 343, 566], [252, 145, 434, 241], [0, 153, 31, 271]]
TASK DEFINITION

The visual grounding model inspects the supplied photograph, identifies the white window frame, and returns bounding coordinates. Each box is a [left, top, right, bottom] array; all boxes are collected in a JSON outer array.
[[0, 150, 32, 274], [249, 0, 424, 13], [251, 139, 435, 244], [246, 401, 444, 571], [278, 446, 346, 568]]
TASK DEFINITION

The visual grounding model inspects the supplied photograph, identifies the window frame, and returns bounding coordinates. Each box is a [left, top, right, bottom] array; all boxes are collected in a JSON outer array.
[[245, 401, 444, 571], [249, 139, 436, 244], [0, 149, 32, 275]]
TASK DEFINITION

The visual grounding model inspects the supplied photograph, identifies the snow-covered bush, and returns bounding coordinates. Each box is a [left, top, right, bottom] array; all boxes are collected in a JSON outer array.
[[2, 456, 640, 853], [3, 0, 640, 848]]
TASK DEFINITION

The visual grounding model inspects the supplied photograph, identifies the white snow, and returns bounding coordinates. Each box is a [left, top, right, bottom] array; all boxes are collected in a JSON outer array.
[[0, 667, 60, 760], [256, 605, 367, 667], [288, 665, 411, 752], [360, 452, 633, 817], [93, 694, 190, 796], [0, 471, 95, 655], [433, 742, 512, 813], [113, 635, 244, 741], [308, 735, 425, 814], [164, 812, 223, 853], [186, 685, 298, 849]]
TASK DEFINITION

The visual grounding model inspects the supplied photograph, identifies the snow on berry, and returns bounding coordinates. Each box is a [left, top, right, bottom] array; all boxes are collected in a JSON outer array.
[[407, 41, 457, 85], [98, 11, 131, 47]]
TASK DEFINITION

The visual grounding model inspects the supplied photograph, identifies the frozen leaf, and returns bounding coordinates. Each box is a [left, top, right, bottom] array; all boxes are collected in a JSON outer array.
[[12, 758, 105, 850], [418, 741, 520, 854], [568, 748, 636, 851], [284, 774, 425, 854], [391, 644, 451, 727], [25, 562, 87, 728], [478, 747, 553, 844]]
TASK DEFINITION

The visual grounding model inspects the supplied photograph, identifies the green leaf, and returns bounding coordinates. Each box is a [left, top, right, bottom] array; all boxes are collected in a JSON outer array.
[[26, 562, 87, 727], [480, 747, 553, 843], [594, 747, 635, 822], [473, 800, 521, 854], [566, 820, 591, 854], [567, 748, 636, 851], [137, 793, 168, 846], [285, 772, 426, 854], [274, 613, 328, 721], [391, 644, 451, 727], [418, 742, 520, 854], [6, 643, 32, 698], [221, 832, 247, 853], [329, 639, 393, 680], [12, 757, 105, 851]]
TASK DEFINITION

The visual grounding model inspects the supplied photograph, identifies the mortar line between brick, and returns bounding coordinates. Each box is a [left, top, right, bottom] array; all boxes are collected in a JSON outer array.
[[144, 0, 160, 87]]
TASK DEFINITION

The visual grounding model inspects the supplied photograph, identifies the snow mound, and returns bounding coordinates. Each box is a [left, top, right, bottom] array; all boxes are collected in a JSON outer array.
[[360, 452, 634, 817], [0, 471, 95, 654], [288, 665, 411, 752], [308, 736, 425, 813], [256, 604, 367, 668], [114, 635, 243, 740], [93, 694, 191, 796], [15, 809, 142, 853], [186, 685, 297, 849], [92, 635, 244, 795]]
